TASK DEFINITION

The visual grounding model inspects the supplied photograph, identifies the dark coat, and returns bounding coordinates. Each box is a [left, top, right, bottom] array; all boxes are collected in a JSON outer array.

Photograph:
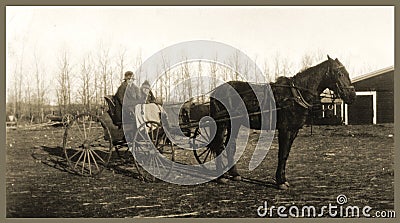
[[115, 80, 140, 107]]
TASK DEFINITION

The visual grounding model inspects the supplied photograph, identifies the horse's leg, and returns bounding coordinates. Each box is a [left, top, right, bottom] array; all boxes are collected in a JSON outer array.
[[276, 128, 299, 190], [211, 122, 229, 184], [226, 123, 241, 181]]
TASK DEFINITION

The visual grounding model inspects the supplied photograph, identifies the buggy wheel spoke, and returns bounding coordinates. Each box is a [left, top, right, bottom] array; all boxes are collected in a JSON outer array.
[[154, 127, 160, 146], [75, 121, 85, 142], [137, 129, 147, 142], [87, 149, 92, 175], [68, 148, 82, 160], [91, 149, 106, 164], [198, 147, 210, 157], [87, 116, 93, 139], [88, 135, 103, 145], [88, 149, 100, 172], [158, 156, 167, 170], [81, 150, 87, 174], [203, 127, 211, 141], [194, 137, 208, 145], [154, 156, 161, 176], [82, 117, 87, 139], [74, 150, 85, 169], [149, 124, 154, 140], [149, 155, 155, 170], [203, 149, 211, 163]]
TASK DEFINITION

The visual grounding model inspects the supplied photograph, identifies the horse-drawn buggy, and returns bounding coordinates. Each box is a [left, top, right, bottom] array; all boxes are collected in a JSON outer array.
[[61, 88, 219, 182], [62, 56, 356, 189]]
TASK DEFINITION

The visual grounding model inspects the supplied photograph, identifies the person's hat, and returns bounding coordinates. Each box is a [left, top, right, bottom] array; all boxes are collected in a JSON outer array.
[[141, 80, 151, 89], [124, 71, 134, 80]]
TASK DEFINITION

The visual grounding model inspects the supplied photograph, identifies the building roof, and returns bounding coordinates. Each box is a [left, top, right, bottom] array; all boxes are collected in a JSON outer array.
[[351, 66, 394, 83]]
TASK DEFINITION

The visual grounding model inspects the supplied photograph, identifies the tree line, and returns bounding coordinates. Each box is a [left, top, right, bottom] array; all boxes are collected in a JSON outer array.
[[7, 45, 328, 125]]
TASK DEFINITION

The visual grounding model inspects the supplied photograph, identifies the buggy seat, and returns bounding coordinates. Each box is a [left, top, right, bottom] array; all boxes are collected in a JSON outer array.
[[104, 95, 123, 127]]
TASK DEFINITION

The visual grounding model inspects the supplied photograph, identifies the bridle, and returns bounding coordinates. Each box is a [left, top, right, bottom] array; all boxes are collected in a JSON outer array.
[[326, 64, 355, 98]]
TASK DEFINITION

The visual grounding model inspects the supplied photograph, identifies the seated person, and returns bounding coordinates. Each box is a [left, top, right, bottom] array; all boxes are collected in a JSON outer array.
[[139, 80, 156, 104], [107, 71, 139, 127]]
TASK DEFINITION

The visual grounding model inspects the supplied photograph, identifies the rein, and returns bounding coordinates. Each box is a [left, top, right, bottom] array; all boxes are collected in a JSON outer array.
[[270, 83, 319, 97]]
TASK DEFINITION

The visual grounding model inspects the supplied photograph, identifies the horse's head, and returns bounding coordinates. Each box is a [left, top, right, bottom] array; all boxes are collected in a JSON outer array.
[[324, 55, 356, 104]]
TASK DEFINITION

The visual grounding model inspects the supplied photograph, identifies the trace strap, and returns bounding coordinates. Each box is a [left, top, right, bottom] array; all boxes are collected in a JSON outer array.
[[290, 81, 313, 109]]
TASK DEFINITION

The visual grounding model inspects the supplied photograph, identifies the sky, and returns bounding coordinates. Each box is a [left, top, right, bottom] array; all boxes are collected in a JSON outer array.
[[6, 6, 394, 103]]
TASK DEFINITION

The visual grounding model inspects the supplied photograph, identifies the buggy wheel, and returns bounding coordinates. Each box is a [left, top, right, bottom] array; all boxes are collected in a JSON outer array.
[[63, 113, 113, 176], [192, 126, 228, 170], [62, 113, 74, 127], [132, 121, 174, 182]]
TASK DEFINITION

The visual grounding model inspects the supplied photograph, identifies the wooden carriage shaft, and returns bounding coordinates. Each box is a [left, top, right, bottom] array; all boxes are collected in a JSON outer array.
[[178, 108, 279, 129]]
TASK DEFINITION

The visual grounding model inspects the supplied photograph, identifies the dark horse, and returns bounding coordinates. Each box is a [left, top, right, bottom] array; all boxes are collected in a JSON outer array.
[[209, 56, 356, 189]]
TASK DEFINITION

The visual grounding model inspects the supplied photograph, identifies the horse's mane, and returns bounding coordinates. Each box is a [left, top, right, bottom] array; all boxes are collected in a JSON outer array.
[[271, 61, 325, 84], [296, 60, 327, 77], [272, 60, 329, 88], [274, 76, 290, 84]]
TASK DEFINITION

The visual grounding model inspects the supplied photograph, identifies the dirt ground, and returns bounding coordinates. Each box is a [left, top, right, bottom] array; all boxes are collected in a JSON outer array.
[[6, 123, 394, 218]]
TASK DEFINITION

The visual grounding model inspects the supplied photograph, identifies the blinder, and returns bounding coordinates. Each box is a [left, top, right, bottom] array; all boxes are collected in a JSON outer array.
[[327, 63, 354, 93]]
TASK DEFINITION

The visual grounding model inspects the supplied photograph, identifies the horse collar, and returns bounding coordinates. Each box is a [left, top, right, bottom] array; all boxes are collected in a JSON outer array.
[[290, 80, 313, 109]]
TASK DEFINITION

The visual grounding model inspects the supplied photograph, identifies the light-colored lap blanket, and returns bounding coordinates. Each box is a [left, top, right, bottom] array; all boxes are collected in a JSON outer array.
[[134, 103, 163, 127]]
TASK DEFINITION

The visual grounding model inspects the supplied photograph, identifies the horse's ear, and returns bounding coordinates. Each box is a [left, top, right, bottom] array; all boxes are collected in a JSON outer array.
[[335, 58, 343, 65], [327, 55, 332, 60]]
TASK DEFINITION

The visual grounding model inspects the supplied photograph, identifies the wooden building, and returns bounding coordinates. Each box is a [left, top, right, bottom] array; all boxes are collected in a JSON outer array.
[[344, 66, 394, 125]]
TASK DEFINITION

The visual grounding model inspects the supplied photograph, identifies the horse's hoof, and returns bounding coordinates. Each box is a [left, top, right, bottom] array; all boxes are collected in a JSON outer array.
[[232, 175, 242, 181], [216, 177, 229, 184], [278, 183, 290, 190], [284, 181, 290, 187]]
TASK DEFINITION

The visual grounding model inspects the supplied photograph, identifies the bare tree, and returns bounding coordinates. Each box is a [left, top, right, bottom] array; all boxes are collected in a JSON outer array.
[[281, 56, 293, 77], [24, 77, 33, 123], [161, 53, 171, 102], [273, 53, 281, 81], [253, 55, 259, 83], [155, 66, 162, 102], [273, 53, 294, 79], [8, 29, 26, 121], [197, 61, 202, 98], [33, 51, 48, 122], [301, 53, 314, 71], [56, 50, 72, 115], [263, 58, 271, 83], [10, 62, 23, 120], [222, 65, 230, 82], [314, 49, 324, 63], [209, 55, 218, 90], [180, 57, 192, 101], [300, 50, 325, 72], [95, 43, 115, 114], [230, 50, 241, 80], [116, 46, 127, 81], [97, 46, 112, 98], [114, 46, 131, 94], [133, 51, 143, 86], [16, 50, 24, 120], [78, 54, 93, 112]]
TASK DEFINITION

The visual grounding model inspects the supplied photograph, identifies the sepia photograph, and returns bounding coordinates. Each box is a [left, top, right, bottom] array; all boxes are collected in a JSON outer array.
[[5, 5, 395, 218]]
